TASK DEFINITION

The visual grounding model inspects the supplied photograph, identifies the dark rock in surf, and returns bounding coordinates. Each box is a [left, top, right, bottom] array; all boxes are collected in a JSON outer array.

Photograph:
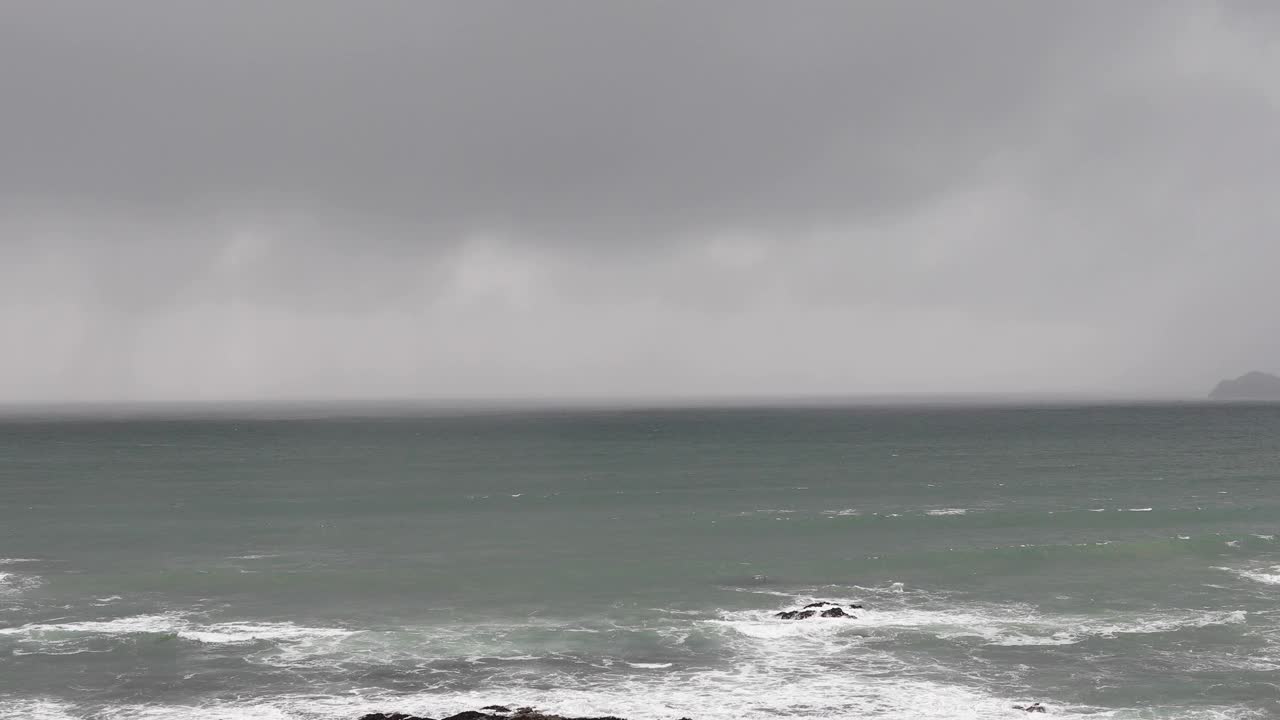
[[443, 713, 494, 720], [775, 602, 859, 619], [1012, 702, 1047, 713], [363, 707, 639, 720], [774, 609, 816, 619]]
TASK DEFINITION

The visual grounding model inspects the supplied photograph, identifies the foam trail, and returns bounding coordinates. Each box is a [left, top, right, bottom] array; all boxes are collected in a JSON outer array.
[[0, 613, 354, 647], [1219, 565, 1280, 585], [714, 590, 1251, 648], [0, 570, 40, 595], [0, 700, 83, 720], [67, 672, 1051, 720]]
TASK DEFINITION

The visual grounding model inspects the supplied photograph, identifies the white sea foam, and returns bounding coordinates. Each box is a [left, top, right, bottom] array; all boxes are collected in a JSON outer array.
[[5, 596, 1266, 720], [925, 508, 968, 516], [70, 695, 1273, 720], [89, 702, 301, 720], [714, 591, 1251, 650], [0, 570, 41, 595], [0, 699, 83, 720], [1218, 565, 1280, 585], [182, 621, 354, 645], [0, 558, 41, 564], [47, 678, 1044, 720], [1125, 507, 1153, 512], [0, 613, 185, 637], [0, 613, 353, 648]]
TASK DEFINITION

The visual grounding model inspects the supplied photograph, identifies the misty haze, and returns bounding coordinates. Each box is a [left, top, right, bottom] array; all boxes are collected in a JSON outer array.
[[3, 1, 1280, 405], [2, 3, 1280, 720]]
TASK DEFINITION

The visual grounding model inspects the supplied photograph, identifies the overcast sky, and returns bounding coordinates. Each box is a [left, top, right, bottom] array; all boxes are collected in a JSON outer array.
[[2, 1, 1278, 403]]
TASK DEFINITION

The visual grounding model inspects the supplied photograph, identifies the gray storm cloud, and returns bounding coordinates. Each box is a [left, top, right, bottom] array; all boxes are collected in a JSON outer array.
[[1, 1, 1278, 403]]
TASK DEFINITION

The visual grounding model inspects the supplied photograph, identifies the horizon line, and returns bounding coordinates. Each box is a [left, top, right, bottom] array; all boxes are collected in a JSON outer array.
[[0, 390, 1255, 420]]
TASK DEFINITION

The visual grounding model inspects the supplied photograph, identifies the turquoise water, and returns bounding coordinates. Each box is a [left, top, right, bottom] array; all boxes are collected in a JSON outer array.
[[1, 404, 1278, 719]]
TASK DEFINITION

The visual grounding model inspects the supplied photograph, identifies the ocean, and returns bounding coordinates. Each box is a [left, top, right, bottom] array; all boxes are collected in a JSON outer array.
[[1, 404, 1278, 719]]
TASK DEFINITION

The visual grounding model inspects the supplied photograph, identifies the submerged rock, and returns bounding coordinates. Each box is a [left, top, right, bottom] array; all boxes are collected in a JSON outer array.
[[1012, 702, 1047, 713]]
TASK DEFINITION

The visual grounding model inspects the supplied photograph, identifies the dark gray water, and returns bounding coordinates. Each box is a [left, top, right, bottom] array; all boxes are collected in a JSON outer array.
[[1, 405, 1278, 719]]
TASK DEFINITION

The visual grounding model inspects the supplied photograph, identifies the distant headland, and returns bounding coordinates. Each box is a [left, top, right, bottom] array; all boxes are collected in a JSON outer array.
[[1209, 371, 1280, 401]]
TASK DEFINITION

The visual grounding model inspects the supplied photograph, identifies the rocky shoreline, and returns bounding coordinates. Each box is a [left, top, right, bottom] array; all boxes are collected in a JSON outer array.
[[359, 702, 1048, 719], [359, 708, 685, 720]]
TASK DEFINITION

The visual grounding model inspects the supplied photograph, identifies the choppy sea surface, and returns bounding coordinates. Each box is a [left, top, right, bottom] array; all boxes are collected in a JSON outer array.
[[1, 404, 1279, 720]]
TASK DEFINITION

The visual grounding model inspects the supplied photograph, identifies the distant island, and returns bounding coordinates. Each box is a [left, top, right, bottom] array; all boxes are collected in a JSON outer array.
[[1209, 371, 1280, 401]]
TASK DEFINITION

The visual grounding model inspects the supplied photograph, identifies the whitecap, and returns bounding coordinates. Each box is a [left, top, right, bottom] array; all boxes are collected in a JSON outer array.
[[27, 602, 1262, 720], [1218, 565, 1280, 585], [925, 508, 968, 516], [181, 621, 353, 645], [0, 613, 186, 637], [30, 679, 1034, 720], [1125, 507, 1153, 512], [0, 570, 41, 595], [0, 699, 82, 720], [35, 693, 1268, 720], [0, 613, 353, 648], [718, 595, 1252, 651]]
